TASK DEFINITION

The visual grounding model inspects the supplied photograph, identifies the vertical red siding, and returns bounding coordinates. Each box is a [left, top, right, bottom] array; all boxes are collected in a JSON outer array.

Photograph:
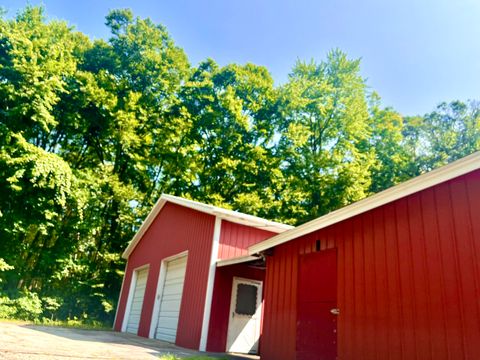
[[206, 264, 265, 352], [261, 170, 480, 360], [114, 203, 215, 350], [218, 220, 277, 260]]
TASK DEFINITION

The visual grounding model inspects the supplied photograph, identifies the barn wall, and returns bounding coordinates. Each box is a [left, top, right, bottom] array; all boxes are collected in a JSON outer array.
[[206, 263, 265, 352], [218, 220, 276, 260], [114, 203, 215, 350], [261, 169, 480, 360]]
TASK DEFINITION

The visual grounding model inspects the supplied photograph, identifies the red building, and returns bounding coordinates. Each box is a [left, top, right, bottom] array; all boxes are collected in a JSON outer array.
[[247, 151, 480, 360], [115, 151, 480, 359], [113, 194, 292, 353]]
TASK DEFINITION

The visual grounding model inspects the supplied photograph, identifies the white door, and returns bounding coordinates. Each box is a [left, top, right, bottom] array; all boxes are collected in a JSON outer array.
[[226, 278, 263, 354], [155, 255, 188, 342], [126, 267, 148, 334]]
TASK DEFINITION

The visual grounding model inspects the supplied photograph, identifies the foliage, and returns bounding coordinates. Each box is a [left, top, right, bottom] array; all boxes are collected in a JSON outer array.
[[414, 101, 480, 170], [367, 93, 418, 193], [0, 291, 42, 320], [0, 296, 16, 318], [41, 296, 62, 320], [276, 50, 375, 223], [0, 259, 13, 272], [0, 5, 479, 325], [174, 60, 284, 220]]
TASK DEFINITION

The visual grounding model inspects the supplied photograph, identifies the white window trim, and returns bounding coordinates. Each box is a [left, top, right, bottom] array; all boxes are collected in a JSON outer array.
[[199, 216, 222, 351], [121, 263, 150, 333], [148, 250, 189, 339]]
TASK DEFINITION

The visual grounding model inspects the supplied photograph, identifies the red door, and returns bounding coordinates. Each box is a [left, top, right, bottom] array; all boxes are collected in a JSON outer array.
[[296, 248, 337, 360]]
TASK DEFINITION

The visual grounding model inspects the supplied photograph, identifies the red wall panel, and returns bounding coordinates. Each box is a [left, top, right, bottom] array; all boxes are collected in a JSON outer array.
[[218, 220, 276, 260], [206, 264, 265, 352], [261, 169, 480, 360], [114, 203, 215, 350]]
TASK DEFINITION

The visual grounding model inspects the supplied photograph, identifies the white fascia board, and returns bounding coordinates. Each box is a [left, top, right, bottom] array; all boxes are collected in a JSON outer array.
[[162, 194, 293, 233], [216, 255, 260, 267], [249, 151, 480, 254]]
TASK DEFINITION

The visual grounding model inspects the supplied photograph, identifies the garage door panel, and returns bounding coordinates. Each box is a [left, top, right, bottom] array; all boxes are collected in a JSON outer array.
[[132, 288, 146, 296], [127, 326, 139, 334], [156, 316, 180, 329], [131, 299, 144, 306], [125, 267, 149, 335], [158, 311, 181, 318], [165, 273, 185, 280], [156, 327, 177, 337], [154, 255, 187, 342], [162, 284, 183, 291], [164, 278, 184, 286], [156, 332, 176, 343], [158, 300, 183, 312], [158, 312, 180, 318], [167, 260, 186, 269]]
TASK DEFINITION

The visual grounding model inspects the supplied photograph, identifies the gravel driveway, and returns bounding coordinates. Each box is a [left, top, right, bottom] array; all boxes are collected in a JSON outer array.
[[0, 321, 228, 359]]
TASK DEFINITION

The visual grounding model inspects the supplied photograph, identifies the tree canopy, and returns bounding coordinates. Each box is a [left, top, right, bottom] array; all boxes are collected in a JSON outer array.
[[1, 6, 479, 324]]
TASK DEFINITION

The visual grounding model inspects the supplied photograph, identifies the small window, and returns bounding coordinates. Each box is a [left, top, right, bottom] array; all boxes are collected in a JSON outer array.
[[315, 240, 321, 252], [235, 284, 258, 315]]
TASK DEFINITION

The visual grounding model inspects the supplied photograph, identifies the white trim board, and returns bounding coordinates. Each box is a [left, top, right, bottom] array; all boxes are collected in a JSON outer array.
[[216, 255, 260, 267], [149, 250, 189, 339], [122, 195, 293, 259], [249, 151, 480, 254], [199, 217, 222, 351]]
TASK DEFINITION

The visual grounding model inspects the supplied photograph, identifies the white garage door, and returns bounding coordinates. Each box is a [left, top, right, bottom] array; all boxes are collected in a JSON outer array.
[[155, 255, 187, 342], [126, 267, 148, 334]]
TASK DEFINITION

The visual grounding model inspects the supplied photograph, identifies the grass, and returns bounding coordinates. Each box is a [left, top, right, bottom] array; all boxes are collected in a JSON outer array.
[[0, 318, 111, 331]]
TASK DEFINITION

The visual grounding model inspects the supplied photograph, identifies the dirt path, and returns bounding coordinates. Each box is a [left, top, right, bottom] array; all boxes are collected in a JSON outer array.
[[0, 321, 212, 359]]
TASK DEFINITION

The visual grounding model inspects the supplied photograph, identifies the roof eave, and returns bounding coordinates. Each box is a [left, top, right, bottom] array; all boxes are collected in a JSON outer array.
[[216, 255, 261, 267], [249, 151, 480, 255]]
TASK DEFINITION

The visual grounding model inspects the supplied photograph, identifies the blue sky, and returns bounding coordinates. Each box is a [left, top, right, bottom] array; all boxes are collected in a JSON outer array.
[[3, 0, 480, 115]]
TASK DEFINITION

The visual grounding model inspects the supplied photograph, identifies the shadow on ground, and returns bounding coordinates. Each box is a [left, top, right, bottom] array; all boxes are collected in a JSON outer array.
[[0, 322, 257, 360]]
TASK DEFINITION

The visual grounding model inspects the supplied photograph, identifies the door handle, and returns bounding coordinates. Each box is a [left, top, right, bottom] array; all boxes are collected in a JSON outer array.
[[330, 308, 340, 315]]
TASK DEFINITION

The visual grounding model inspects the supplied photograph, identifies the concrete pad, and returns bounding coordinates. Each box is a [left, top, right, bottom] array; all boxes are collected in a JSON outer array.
[[0, 321, 239, 359]]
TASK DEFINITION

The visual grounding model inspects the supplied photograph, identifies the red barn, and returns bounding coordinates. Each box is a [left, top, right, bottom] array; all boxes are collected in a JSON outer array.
[[247, 151, 480, 360], [113, 194, 292, 354]]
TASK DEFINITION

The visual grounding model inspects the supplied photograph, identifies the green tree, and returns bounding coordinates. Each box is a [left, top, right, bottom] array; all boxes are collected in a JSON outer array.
[[43, 8, 191, 320], [0, 6, 80, 291], [173, 60, 285, 220], [277, 50, 375, 223], [367, 93, 417, 193], [0, 6, 191, 322], [418, 100, 480, 169]]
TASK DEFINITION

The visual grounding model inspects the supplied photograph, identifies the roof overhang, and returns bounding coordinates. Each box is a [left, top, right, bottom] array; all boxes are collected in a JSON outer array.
[[216, 255, 261, 267], [249, 151, 480, 254], [122, 194, 293, 259]]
